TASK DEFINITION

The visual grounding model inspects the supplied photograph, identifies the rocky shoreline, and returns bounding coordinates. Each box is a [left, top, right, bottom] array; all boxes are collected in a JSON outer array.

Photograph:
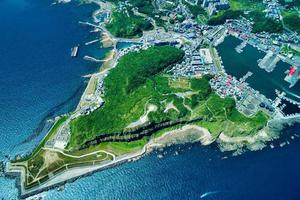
[[8, 123, 214, 199]]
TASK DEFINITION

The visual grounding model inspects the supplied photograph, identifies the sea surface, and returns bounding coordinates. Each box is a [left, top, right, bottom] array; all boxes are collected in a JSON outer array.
[[0, 0, 300, 199]]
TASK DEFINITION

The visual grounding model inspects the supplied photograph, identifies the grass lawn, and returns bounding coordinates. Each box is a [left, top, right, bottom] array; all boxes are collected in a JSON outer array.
[[281, 44, 300, 57]]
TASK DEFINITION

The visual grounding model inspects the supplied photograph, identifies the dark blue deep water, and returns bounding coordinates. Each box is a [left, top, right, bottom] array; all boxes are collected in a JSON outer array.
[[1, 0, 300, 199]]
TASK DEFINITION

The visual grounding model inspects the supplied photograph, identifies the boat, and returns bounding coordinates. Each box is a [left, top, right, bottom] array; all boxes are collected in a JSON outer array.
[[71, 46, 79, 57], [284, 66, 300, 88]]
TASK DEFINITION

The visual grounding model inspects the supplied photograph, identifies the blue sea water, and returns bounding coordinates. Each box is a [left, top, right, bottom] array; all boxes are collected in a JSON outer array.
[[1, 0, 300, 199]]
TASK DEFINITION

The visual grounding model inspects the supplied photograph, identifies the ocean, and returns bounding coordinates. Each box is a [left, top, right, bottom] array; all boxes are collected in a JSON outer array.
[[0, 0, 300, 199]]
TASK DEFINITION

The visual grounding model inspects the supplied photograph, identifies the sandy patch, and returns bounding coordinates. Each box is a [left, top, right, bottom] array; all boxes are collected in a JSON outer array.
[[175, 91, 197, 99], [43, 151, 62, 167], [148, 125, 214, 149], [101, 32, 114, 48], [127, 104, 157, 128], [164, 101, 179, 113]]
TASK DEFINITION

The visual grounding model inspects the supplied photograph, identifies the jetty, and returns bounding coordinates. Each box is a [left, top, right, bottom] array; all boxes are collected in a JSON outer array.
[[258, 51, 280, 72], [85, 39, 100, 46], [235, 40, 247, 54], [239, 71, 253, 82], [282, 96, 300, 107], [83, 56, 103, 63]]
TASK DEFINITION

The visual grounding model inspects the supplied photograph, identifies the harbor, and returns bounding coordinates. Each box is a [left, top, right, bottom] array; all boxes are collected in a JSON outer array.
[[217, 36, 300, 116], [218, 37, 300, 98]]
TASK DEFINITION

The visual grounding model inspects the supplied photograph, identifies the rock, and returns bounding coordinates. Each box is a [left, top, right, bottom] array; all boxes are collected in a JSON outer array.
[[279, 142, 286, 147], [291, 136, 295, 140]]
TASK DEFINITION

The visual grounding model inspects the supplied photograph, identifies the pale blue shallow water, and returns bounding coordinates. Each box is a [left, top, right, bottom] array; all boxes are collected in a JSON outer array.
[[1, 0, 300, 199]]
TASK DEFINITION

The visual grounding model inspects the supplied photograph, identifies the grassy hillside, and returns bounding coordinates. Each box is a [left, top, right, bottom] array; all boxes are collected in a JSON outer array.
[[69, 46, 185, 148], [106, 9, 153, 38], [69, 45, 269, 150]]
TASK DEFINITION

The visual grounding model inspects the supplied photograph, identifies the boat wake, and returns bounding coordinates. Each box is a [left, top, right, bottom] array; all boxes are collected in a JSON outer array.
[[286, 90, 300, 100], [200, 190, 222, 198]]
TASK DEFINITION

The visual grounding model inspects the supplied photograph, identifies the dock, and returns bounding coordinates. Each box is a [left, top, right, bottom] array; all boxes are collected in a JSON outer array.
[[71, 46, 79, 57], [258, 51, 280, 72], [83, 56, 103, 63], [235, 40, 247, 54], [239, 71, 253, 82], [85, 39, 100, 46], [282, 96, 300, 107]]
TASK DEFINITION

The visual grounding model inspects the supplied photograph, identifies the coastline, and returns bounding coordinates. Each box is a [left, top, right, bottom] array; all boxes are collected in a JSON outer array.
[[76, 48, 116, 111], [7, 123, 214, 199], [5, 0, 300, 198]]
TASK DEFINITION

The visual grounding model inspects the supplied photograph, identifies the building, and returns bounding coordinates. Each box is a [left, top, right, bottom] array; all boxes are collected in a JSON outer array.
[[200, 48, 213, 64], [284, 66, 300, 88]]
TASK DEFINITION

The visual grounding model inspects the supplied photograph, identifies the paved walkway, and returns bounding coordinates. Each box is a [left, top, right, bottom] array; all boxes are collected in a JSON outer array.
[[42, 147, 116, 160]]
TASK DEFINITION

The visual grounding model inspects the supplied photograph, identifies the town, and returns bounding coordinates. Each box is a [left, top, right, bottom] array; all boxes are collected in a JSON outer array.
[[47, 0, 300, 152]]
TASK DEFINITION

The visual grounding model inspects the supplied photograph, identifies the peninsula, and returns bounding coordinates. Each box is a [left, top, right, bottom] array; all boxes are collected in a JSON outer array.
[[6, 0, 300, 198]]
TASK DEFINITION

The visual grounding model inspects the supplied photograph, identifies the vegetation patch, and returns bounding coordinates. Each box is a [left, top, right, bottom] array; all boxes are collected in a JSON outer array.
[[106, 9, 153, 38], [19, 148, 113, 189], [282, 11, 300, 34], [69, 46, 185, 149]]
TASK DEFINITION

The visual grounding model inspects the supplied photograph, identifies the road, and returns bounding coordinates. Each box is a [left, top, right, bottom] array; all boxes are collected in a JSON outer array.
[[43, 147, 116, 160]]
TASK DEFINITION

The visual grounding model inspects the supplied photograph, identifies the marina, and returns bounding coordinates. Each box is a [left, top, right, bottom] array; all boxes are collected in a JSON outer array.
[[284, 66, 300, 88], [218, 36, 300, 116], [218, 36, 300, 101]]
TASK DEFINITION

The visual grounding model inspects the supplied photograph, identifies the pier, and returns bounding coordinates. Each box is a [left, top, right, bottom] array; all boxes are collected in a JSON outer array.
[[275, 89, 300, 107], [282, 96, 300, 107], [85, 39, 100, 46], [258, 51, 280, 72], [83, 56, 103, 63], [239, 71, 253, 82], [235, 40, 247, 54]]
